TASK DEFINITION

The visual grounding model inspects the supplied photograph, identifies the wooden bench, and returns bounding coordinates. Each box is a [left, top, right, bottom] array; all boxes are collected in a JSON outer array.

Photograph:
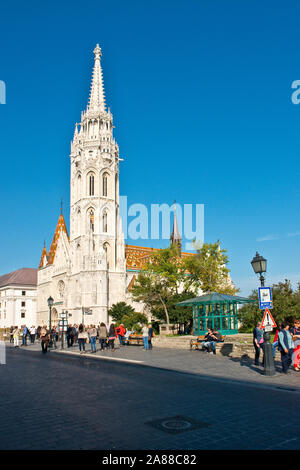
[[126, 334, 144, 346], [190, 335, 224, 350]]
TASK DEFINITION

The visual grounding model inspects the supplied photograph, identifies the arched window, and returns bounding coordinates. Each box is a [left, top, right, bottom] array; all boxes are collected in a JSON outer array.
[[103, 211, 108, 233], [89, 209, 95, 232], [88, 173, 95, 196], [103, 173, 108, 197]]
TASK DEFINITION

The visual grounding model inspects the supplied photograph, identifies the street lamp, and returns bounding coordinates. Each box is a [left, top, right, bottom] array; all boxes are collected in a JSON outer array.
[[47, 296, 54, 333], [251, 252, 267, 287], [250, 253, 275, 376]]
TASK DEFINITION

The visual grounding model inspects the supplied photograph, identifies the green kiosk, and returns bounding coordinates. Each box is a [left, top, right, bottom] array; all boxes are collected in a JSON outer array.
[[177, 292, 255, 336]]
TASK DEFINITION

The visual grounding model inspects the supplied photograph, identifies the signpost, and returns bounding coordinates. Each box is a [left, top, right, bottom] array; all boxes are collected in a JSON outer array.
[[260, 307, 277, 332], [258, 287, 273, 310], [59, 311, 69, 349]]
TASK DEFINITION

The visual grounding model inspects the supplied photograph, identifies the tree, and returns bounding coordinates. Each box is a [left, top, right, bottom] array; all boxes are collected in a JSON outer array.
[[108, 301, 147, 333], [183, 241, 238, 295], [131, 245, 186, 328], [108, 302, 135, 323], [238, 279, 300, 332]]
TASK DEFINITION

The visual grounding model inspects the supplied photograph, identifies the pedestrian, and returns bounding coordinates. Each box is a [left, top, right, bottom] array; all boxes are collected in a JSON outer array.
[[98, 322, 108, 351], [36, 326, 41, 340], [108, 324, 116, 351], [40, 326, 49, 353], [142, 324, 149, 350], [253, 322, 264, 366], [272, 328, 279, 359], [278, 322, 294, 374], [30, 325, 36, 344], [22, 325, 29, 346], [148, 323, 155, 350], [88, 325, 97, 353], [9, 326, 14, 344], [116, 323, 126, 346], [290, 319, 300, 370], [67, 324, 74, 347], [78, 324, 87, 354], [13, 326, 19, 348]]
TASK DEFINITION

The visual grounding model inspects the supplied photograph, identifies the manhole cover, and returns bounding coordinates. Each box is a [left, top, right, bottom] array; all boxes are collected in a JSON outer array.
[[146, 415, 210, 434], [161, 419, 192, 431]]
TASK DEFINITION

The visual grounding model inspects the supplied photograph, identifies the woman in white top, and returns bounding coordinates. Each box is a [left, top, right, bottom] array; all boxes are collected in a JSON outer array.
[[142, 324, 149, 350]]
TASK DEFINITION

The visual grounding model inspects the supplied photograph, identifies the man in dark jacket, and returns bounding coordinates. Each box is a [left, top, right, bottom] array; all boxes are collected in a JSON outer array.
[[253, 322, 264, 366], [201, 329, 219, 354]]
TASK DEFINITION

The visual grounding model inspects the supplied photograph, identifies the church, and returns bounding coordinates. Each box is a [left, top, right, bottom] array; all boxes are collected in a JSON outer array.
[[37, 45, 185, 327]]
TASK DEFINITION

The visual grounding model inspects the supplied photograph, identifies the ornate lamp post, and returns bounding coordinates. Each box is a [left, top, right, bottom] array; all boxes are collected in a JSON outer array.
[[251, 252, 267, 287], [250, 253, 275, 376], [47, 296, 54, 334]]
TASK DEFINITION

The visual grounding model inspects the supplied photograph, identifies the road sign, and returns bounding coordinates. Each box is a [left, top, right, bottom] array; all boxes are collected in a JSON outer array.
[[261, 307, 277, 330], [258, 287, 273, 310]]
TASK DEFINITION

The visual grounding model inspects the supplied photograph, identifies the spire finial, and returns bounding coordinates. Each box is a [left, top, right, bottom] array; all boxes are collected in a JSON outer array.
[[60, 198, 63, 214], [87, 44, 106, 113], [93, 44, 102, 60]]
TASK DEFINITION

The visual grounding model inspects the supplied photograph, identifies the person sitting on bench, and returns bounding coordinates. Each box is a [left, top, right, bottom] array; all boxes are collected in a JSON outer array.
[[201, 328, 219, 354]]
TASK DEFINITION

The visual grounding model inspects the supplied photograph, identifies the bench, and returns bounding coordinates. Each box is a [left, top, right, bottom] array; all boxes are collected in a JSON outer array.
[[126, 334, 144, 346], [190, 335, 224, 350]]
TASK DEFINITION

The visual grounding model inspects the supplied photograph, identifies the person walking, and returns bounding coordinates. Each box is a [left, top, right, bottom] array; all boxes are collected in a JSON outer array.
[[108, 324, 116, 351], [272, 328, 279, 359], [142, 324, 149, 350], [88, 325, 97, 353], [22, 325, 29, 346], [40, 326, 49, 353], [78, 324, 87, 354], [253, 322, 264, 366], [13, 327, 19, 348], [116, 323, 126, 346], [30, 326, 36, 344], [290, 319, 300, 370], [278, 322, 294, 374], [148, 323, 155, 350], [98, 322, 108, 351], [9, 326, 14, 344], [67, 325, 74, 348]]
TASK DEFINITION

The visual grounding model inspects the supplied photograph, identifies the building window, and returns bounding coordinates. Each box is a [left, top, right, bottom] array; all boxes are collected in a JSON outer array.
[[103, 173, 108, 197], [89, 209, 95, 232], [103, 211, 108, 233], [22, 290, 26, 296], [89, 173, 95, 196], [21, 312, 25, 318], [21, 301, 26, 307]]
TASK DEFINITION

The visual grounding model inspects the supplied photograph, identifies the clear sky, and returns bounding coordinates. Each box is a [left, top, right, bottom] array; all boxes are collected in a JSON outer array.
[[1, 0, 300, 296]]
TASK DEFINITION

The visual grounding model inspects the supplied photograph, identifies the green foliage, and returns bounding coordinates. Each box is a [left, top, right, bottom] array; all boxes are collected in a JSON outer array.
[[131, 241, 237, 328], [183, 241, 238, 295], [108, 302, 147, 333], [108, 302, 135, 323], [238, 279, 300, 331]]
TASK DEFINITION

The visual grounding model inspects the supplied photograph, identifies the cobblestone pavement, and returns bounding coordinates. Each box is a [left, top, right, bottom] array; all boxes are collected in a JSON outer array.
[[11, 339, 300, 391], [1, 344, 300, 450]]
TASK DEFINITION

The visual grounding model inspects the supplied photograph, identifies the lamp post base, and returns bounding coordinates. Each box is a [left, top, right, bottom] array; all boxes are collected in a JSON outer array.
[[263, 332, 276, 376]]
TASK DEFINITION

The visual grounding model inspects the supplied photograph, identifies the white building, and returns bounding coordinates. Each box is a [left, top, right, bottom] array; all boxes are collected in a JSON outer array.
[[0, 268, 37, 328], [36, 45, 195, 327]]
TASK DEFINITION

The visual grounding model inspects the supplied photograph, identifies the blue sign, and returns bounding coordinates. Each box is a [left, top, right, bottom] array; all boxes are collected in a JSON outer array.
[[258, 287, 273, 310]]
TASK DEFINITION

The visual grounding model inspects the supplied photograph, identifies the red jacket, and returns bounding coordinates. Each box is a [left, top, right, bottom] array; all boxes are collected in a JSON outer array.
[[116, 325, 126, 336]]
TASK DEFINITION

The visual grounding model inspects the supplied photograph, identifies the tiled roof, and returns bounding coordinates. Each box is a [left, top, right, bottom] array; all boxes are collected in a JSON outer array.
[[125, 244, 194, 271], [0, 268, 37, 288], [46, 213, 69, 265]]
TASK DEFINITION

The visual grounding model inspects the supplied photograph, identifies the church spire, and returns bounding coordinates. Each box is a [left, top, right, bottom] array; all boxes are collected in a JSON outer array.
[[170, 201, 182, 255], [87, 44, 106, 113]]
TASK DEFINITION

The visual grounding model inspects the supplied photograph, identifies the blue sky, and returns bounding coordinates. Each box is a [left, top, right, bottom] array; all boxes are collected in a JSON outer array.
[[0, 0, 300, 295]]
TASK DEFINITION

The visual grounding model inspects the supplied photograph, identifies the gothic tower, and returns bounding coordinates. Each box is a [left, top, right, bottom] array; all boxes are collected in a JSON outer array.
[[68, 44, 126, 322]]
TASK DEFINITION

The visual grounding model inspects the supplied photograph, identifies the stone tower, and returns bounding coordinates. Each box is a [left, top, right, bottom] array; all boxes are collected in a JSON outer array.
[[69, 44, 126, 322]]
